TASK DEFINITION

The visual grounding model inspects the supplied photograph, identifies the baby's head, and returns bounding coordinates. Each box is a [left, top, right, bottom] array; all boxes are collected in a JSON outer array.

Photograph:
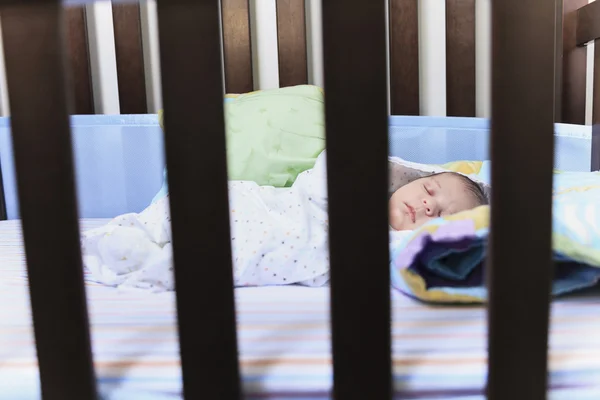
[[389, 172, 487, 231]]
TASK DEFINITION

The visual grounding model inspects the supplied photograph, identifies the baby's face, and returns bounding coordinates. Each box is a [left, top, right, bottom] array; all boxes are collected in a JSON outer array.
[[389, 173, 479, 231]]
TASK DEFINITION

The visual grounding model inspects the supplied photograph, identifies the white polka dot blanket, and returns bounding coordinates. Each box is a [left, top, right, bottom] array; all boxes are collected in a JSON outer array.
[[82, 152, 331, 291]]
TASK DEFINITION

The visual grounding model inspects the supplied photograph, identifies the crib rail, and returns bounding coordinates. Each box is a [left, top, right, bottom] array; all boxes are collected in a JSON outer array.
[[574, 0, 600, 170], [112, 3, 147, 114], [155, 0, 241, 398], [221, 0, 253, 94], [0, 2, 96, 398], [486, 0, 555, 398], [321, 1, 392, 398], [0, 1, 573, 400], [576, 0, 600, 45]]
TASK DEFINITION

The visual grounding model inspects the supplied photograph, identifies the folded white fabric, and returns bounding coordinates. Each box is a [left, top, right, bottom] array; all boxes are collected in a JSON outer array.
[[82, 152, 331, 291]]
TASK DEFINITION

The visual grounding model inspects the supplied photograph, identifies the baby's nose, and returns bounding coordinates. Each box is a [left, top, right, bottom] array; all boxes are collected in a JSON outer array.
[[423, 199, 436, 216]]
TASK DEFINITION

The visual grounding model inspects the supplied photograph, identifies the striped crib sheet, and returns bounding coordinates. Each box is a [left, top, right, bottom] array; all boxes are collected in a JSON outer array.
[[1, 220, 600, 399]]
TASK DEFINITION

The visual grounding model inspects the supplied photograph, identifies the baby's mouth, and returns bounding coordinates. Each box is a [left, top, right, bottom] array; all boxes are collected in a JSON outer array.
[[404, 202, 416, 223]]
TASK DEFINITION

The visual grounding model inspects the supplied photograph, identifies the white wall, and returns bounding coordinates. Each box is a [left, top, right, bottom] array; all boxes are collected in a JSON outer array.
[[586, 41, 595, 125], [0, 19, 10, 117], [85, 1, 121, 114], [0, 0, 592, 122], [585, 0, 596, 125], [476, 0, 491, 119], [140, 0, 162, 112]]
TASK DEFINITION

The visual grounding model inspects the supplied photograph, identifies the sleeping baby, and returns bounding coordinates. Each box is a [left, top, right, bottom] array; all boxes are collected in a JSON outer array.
[[389, 170, 487, 231], [81, 151, 487, 291]]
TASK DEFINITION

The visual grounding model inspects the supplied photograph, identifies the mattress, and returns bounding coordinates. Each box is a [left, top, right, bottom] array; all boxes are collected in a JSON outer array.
[[1, 219, 600, 399]]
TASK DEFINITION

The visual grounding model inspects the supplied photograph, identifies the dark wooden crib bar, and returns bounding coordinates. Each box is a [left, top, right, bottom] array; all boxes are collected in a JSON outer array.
[[0, 0, 598, 399]]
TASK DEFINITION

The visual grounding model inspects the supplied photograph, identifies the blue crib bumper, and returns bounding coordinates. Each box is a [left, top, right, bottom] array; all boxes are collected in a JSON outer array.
[[0, 115, 592, 219]]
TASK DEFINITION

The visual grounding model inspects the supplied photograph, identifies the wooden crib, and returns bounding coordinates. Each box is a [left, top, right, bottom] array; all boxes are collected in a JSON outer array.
[[0, 0, 598, 399]]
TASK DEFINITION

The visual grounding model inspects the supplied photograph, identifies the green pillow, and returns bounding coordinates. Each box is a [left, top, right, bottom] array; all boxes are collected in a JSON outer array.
[[158, 84, 326, 187]]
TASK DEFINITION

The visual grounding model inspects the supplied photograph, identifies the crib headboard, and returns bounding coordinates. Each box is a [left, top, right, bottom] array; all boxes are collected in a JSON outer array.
[[58, 0, 598, 123], [0, 0, 599, 400], [570, 0, 600, 170], [64, 4, 148, 114], [62, 1, 311, 115]]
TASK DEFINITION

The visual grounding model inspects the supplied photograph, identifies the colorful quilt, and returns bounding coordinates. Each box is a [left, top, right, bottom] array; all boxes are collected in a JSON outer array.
[[391, 170, 600, 303]]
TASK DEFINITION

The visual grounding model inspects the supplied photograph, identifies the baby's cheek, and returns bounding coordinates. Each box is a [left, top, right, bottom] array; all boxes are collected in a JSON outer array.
[[389, 207, 404, 230]]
